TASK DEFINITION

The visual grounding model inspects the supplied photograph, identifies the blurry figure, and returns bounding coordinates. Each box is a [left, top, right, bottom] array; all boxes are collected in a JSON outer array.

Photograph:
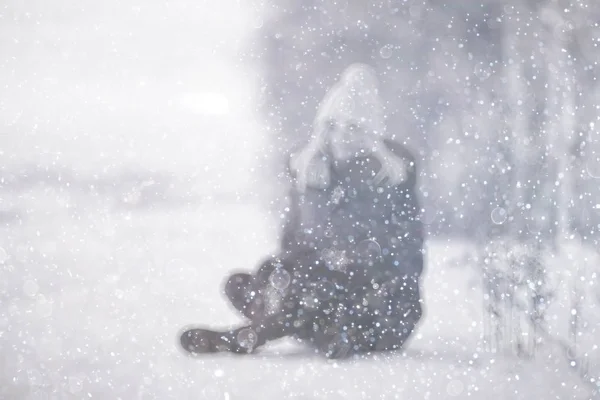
[[289, 63, 406, 190], [180, 63, 424, 358]]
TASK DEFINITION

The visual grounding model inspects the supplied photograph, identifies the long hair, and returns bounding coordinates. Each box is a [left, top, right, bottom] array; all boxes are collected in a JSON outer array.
[[290, 64, 408, 191]]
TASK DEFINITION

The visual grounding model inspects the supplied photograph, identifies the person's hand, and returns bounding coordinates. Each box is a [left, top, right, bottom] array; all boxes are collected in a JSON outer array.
[[290, 147, 331, 191], [372, 142, 408, 186]]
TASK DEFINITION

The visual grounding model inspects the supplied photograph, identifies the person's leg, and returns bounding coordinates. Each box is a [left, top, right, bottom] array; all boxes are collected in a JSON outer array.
[[223, 272, 254, 319], [180, 321, 286, 355], [373, 281, 423, 352], [356, 275, 423, 354], [296, 263, 377, 358], [181, 292, 319, 355], [183, 254, 344, 356], [306, 271, 423, 359], [222, 257, 281, 320]]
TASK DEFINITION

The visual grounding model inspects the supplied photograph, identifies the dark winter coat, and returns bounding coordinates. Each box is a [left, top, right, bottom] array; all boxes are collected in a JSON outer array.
[[209, 139, 427, 357], [280, 138, 424, 280]]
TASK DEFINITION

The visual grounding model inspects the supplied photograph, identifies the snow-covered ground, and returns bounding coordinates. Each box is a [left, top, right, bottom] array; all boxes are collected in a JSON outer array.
[[0, 1, 597, 399], [0, 193, 594, 399]]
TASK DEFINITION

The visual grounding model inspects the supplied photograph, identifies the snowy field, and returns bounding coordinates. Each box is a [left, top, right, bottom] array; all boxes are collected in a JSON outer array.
[[0, 1, 597, 399], [0, 193, 594, 399]]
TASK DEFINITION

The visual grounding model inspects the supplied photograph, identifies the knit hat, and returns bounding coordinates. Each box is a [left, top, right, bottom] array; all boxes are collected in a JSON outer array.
[[313, 63, 387, 138]]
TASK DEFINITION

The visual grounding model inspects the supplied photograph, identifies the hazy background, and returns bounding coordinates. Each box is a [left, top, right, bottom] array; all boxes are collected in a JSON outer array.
[[253, 0, 600, 242], [1, 0, 600, 399]]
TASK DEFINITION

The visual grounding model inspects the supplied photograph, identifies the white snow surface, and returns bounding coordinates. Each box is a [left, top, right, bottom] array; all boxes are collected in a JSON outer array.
[[0, 1, 596, 399]]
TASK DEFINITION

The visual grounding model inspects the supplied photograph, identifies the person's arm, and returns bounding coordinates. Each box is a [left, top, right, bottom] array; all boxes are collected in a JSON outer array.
[[280, 187, 301, 254], [279, 154, 303, 255], [380, 139, 424, 278], [381, 139, 418, 189], [383, 139, 421, 223]]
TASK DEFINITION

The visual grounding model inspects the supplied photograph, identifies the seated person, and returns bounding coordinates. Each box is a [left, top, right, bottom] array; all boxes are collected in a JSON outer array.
[[180, 63, 424, 358]]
